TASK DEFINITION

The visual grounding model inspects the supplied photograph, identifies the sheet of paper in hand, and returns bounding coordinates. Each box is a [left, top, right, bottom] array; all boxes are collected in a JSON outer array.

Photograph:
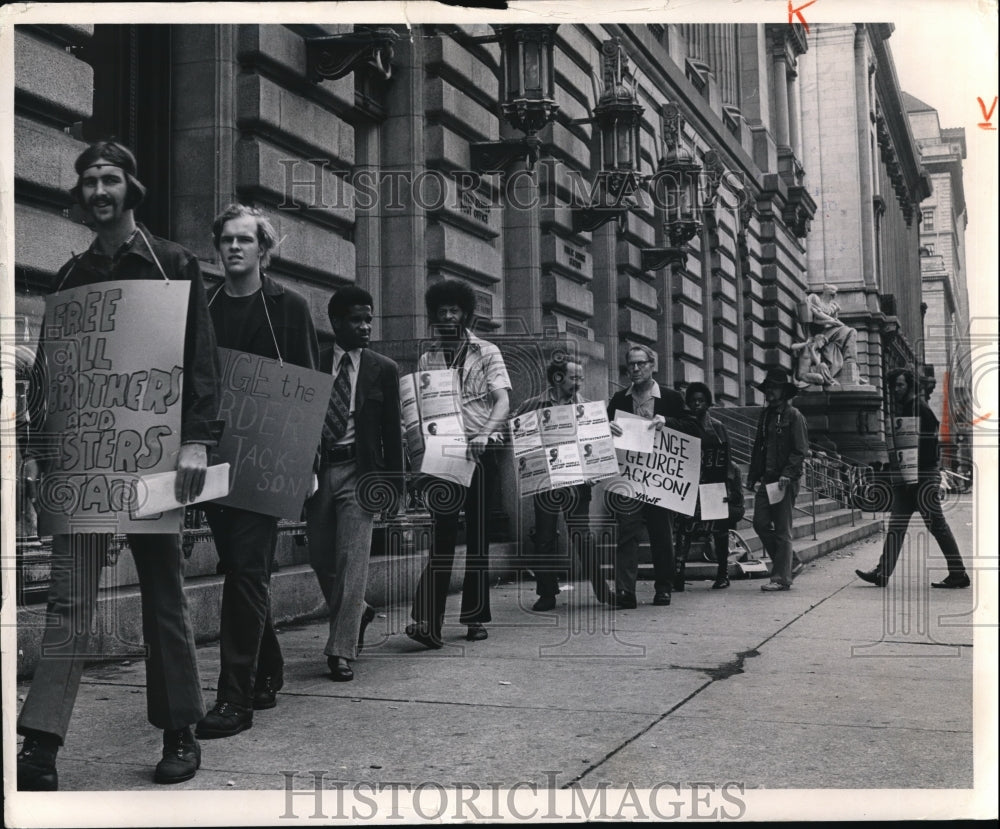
[[134, 463, 231, 518], [37, 281, 189, 534], [765, 481, 786, 505], [612, 411, 656, 454], [210, 348, 334, 518], [698, 482, 729, 521], [401, 370, 474, 487], [615, 426, 701, 515]]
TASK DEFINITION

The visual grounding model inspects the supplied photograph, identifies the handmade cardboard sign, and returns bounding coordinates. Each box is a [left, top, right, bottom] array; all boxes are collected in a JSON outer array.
[[211, 348, 334, 517], [37, 280, 189, 534], [615, 426, 701, 515], [402, 370, 475, 486]]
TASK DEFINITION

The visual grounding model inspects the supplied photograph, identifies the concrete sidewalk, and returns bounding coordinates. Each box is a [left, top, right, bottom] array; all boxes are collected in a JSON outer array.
[[11, 497, 981, 812]]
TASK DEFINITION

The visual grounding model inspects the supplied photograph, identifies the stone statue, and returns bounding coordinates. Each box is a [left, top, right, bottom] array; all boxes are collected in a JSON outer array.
[[804, 284, 866, 385], [792, 333, 839, 389]]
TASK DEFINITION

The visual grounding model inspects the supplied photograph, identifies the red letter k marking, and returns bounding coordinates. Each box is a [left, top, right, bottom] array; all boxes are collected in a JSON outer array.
[[788, 0, 818, 34]]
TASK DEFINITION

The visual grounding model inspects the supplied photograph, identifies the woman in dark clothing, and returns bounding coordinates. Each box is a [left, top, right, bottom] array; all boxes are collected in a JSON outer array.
[[674, 383, 735, 591]]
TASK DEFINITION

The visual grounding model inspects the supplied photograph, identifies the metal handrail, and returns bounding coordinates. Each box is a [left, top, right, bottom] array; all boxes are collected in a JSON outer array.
[[713, 407, 871, 532]]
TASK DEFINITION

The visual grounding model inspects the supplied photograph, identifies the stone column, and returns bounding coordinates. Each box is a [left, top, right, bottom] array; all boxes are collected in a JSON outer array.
[[772, 52, 790, 148], [380, 31, 427, 343], [503, 160, 543, 334]]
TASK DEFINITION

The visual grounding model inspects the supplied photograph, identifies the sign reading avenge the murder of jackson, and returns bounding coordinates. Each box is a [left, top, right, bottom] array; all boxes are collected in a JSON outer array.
[[211, 348, 334, 518], [38, 280, 189, 534]]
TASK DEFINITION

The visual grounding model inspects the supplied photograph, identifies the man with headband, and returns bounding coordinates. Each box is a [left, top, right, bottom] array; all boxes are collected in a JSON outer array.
[[17, 140, 223, 789]]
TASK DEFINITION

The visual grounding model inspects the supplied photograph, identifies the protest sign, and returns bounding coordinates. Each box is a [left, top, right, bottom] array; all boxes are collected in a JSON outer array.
[[890, 416, 920, 483], [510, 401, 617, 495], [402, 370, 474, 486], [211, 348, 334, 518], [38, 280, 189, 534], [616, 426, 701, 515]]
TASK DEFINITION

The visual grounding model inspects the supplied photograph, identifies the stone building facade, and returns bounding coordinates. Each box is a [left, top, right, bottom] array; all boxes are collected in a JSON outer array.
[[905, 93, 972, 475], [12, 20, 936, 647], [797, 23, 930, 460]]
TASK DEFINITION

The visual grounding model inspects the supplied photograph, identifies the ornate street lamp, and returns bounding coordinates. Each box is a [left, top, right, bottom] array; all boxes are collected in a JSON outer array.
[[639, 103, 703, 272], [304, 27, 399, 83], [572, 39, 645, 234], [470, 24, 560, 173]]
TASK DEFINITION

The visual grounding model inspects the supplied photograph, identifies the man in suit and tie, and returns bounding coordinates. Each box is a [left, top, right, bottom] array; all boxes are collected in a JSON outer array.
[[607, 345, 688, 608], [306, 286, 404, 681]]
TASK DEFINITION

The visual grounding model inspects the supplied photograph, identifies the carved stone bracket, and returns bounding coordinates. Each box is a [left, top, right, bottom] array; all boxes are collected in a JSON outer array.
[[782, 185, 816, 238], [304, 27, 399, 83]]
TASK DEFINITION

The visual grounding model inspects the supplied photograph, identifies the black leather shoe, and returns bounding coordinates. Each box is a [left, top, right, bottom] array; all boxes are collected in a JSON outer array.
[[17, 736, 59, 791], [653, 591, 672, 606], [609, 591, 637, 609], [855, 568, 887, 587], [357, 605, 377, 654], [590, 579, 612, 604], [195, 701, 253, 739], [532, 596, 557, 611], [154, 726, 200, 784], [327, 656, 354, 682], [712, 575, 730, 590], [252, 674, 281, 710], [932, 573, 971, 589], [405, 623, 443, 650], [465, 623, 488, 641]]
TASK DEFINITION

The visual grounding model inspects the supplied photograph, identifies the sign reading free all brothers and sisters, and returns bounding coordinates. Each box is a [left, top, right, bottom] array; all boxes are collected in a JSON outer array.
[[38, 280, 189, 534], [211, 348, 334, 518]]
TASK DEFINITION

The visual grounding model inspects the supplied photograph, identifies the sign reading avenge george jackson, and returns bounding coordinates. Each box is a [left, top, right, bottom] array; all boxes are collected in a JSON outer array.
[[38, 281, 189, 534], [616, 426, 701, 516]]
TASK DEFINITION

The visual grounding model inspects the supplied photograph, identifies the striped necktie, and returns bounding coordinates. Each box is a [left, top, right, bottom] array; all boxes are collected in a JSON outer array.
[[323, 355, 352, 446]]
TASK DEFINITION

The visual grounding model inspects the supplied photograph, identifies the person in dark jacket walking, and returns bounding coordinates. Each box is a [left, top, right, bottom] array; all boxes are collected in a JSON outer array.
[[856, 368, 970, 589], [17, 140, 223, 789], [747, 369, 809, 592], [196, 204, 319, 738]]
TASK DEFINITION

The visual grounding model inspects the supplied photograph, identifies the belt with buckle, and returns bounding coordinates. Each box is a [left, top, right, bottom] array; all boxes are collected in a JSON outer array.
[[324, 443, 357, 463]]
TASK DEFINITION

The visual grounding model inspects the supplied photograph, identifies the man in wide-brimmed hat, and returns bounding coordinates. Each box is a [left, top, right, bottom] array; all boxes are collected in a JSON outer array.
[[747, 368, 809, 591]]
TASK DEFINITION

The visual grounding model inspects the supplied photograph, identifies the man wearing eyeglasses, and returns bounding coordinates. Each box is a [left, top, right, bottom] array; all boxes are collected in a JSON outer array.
[[606, 345, 687, 608]]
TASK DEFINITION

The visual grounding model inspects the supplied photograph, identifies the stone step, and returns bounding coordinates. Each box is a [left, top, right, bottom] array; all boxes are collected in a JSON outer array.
[[641, 508, 883, 582]]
